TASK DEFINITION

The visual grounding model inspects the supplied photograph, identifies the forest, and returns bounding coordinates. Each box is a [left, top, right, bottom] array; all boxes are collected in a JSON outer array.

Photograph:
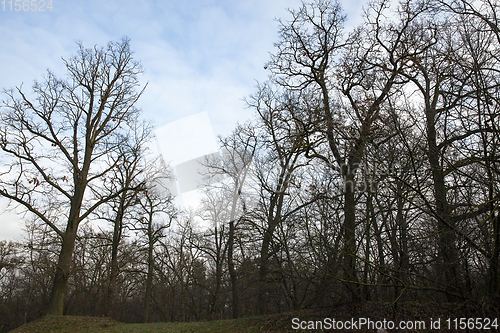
[[0, 0, 499, 331]]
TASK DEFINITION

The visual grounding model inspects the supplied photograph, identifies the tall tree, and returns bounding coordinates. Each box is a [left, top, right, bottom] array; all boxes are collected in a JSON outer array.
[[202, 123, 257, 318], [263, 0, 431, 301], [0, 38, 145, 315], [197, 188, 230, 319], [391, 1, 500, 300], [248, 86, 312, 314], [438, 0, 500, 305], [131, 164, 176, 323], [94, 120, 153, 317]]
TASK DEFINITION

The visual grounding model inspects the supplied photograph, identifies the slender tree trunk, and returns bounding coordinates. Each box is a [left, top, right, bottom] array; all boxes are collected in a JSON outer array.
[[362, 191, 372, 301], [373, 207, 386, 301], [342, 156, 362, 303], [210, 225, 222, 318], [425, 106, 461, 301], [396, 180, 409, 299], [106, 206, 123, 317], [209, 225, 224, 319], [210, 261, 222, 318], [228, 220, 239, 318], [258, 226, 272, 315], [144, 220, 154, 323], [490, 212, 500, 299], [258, 189, 286, 315], [227, 179, 241, 319]]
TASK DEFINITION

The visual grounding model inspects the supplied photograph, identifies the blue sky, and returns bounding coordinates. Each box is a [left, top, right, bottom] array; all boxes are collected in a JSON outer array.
[[0, 0, 365, 240], [1, 0, 364, 135], [2, 0, 302, 134]]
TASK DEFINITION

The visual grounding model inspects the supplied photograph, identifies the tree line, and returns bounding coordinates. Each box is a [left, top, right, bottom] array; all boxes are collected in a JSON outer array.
[[1, 0, 499, 331]]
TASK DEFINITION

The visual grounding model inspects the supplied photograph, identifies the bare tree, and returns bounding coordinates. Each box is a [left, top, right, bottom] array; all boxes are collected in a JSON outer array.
[[93, 120, 153, 316], [247, 86, 315, 314], [202, 123, 257, 318], [130, 174, 176, 323], [0, 38, 145, 315], [437, 0, 500, 305], [262, 0, 433, 301], [197, 188, 230, 318]]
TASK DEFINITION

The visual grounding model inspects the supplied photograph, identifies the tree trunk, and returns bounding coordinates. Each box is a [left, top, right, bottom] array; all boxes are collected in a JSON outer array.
[[425, 105, 461, 301], [490, 212, 500, 299], [209, 225, 223, 319], [258, 226, 272, 315], [144, 221, 154, 323], [46, 225, 78, 315], [227, 179, 241, 319], [228, 220, 239, 318], [396, 180, 409, 299], [372, 202, 387, 301], [106, 205, 123, 317], [210, 260, 222, 318], [362, 191, 372, 301], [46, 183, 87, 316], [342, 159, 361, 303]]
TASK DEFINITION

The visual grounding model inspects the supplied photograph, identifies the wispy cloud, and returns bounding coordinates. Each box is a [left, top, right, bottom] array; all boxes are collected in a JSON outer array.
[[0, 0, 366, 239]]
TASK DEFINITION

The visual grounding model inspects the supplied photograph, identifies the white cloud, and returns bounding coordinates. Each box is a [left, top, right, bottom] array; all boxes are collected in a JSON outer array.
[[0, 198, 25, 241], [0, 0, 367, 240]]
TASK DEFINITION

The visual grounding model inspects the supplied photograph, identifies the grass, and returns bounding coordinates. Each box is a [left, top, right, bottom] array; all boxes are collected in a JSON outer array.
[[9, 314, 301, 333], [9, 301, 479, 332]]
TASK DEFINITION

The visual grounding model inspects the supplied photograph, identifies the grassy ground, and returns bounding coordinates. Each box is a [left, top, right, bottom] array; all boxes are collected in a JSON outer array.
[[9, 301, 486, 332], [9, 314, 301, 333]]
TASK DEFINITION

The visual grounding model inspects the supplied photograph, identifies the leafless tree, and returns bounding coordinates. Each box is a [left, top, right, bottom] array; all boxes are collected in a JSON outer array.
[[196, 188, 230, 318], [262, 0, 434, 302], [92, 120, 153, 316], [436, 0, 500, 305], [247, 85, 317, 314], [0, 38, 146, 315], [129, 162, 177, 322], [201, 123, 257, 318]]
